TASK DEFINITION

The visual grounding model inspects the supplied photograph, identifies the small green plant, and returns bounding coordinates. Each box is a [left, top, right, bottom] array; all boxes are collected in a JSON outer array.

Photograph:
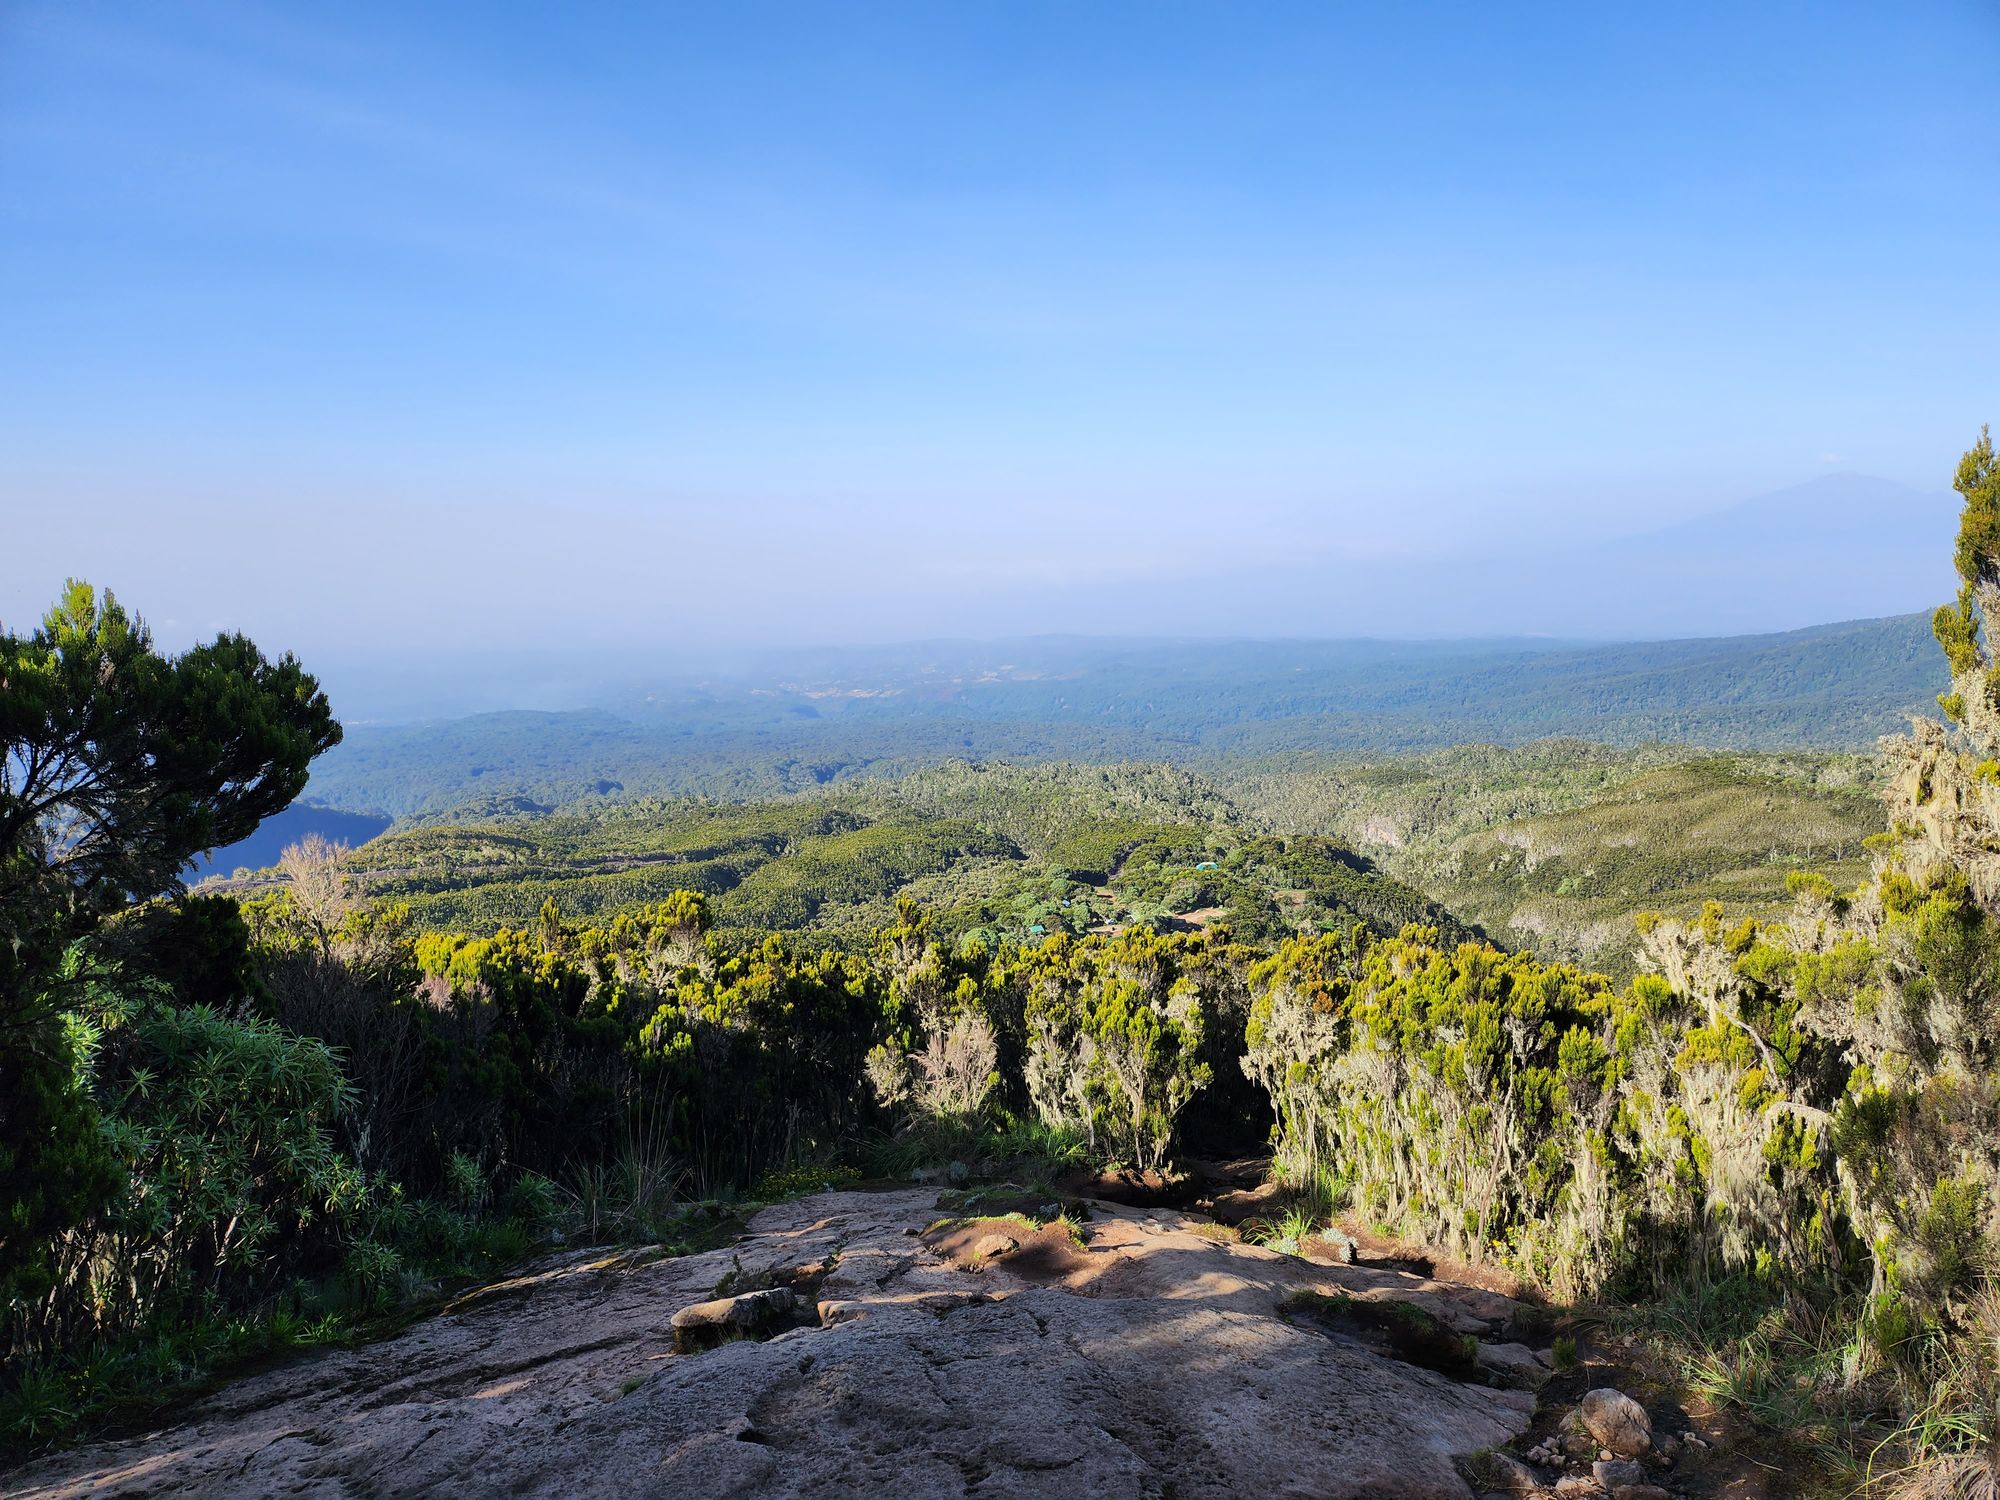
[[341, 1238, 407, 1314], [505, 1171, 562, 1229], [559, 1118, 687, 1246], [445, 1151, 488, 1212], [710, 1258, 742, 1299], [0, 1369, 75, 1447], [751, 1163, 862, 1201], [1250, 1207, 1318, 1256], [1551, 1334, 1579, 1371], [864, 1117, 1092, 1183]]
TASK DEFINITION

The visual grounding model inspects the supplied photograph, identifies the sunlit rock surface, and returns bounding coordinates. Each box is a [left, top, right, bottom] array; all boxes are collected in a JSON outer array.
[[8, 1189, 1540, 1499]]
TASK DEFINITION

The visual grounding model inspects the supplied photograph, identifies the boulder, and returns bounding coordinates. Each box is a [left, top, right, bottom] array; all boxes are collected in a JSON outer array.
[[1579, 1386, 1653, 1457], [1476, 1341, 1553, 1389], [1470, 1451, 1543, 1494], [1592, 1457, 1646, 1488]]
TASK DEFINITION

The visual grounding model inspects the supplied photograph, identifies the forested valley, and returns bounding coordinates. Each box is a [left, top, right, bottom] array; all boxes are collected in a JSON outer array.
[[6, 429, 2000, 1498], [209, 747, 1878, 983]]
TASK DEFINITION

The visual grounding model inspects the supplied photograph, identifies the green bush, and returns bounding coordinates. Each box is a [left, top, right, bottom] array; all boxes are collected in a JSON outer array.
[[1014, 930, 1224, 1170], [1244, 927, 1630, 1299], [7, 973, 367, 1366]]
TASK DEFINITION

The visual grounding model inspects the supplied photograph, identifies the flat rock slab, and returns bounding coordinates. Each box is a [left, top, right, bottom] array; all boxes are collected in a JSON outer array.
[[6, 1189, 1537, 1499]]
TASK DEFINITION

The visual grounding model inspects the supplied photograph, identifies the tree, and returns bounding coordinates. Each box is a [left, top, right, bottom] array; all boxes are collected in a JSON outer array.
[[1, 581, 340, 1299], [1931, 424, 2000, 735], [277, 834, 357, 957]]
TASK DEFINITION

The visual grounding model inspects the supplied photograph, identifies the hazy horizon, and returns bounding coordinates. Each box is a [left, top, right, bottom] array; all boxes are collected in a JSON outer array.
[[5, 2, 1997, 686]]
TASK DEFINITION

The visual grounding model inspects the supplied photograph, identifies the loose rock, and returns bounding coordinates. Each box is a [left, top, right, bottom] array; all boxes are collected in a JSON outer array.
[[1477, 1341, 1553, 1389], [1471, 1450, 1542, 1494], [1593, 1457, 1646, 1488], [1579, 1386, 1653, 1457]]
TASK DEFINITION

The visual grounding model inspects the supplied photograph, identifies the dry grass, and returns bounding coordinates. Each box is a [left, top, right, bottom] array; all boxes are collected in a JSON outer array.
[[1184, 1220, 1241, 1244]]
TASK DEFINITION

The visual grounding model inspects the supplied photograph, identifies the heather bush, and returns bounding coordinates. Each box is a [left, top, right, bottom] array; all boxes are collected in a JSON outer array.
[[1014, 929, 1223, 1170], [1244, 927, 1629, 1299], [865, 898, 1003, 1127]]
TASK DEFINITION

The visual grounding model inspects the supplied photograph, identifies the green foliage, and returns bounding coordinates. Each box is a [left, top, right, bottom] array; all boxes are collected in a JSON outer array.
[[1, 582, 339, 1318], [1248, 1206, 1320, 1256], [357, 797, 1017, 940], [1, 962, 379, 1456], [0, 1017, 119, 1314], [1111, 833, 1472, 948], [751, 1163, 862, 1201], [3, 443, 1988, 1475], [8, 966, 366, 1364], [1548, 429, 2000, 1482], [1245, 928, 1630, 1299], [304, 761, 1473, 970], [1015, 929, 1229, 1169], [1353, 754, 1876, 977], [117, 895, 268, 1011], [1933, 587, 1982, 690], [1950, 424, 2000, 592], [861, 1117, 1091, 1183], [1, 581, 340, 1011]]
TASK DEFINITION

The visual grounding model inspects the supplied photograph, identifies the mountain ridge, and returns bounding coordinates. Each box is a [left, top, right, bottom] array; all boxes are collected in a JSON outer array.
[[301, 610, 1947, 820]]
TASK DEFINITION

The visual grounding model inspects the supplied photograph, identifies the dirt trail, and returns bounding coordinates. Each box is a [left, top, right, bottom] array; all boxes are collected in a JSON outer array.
[[6, 1189, 1547, 1499]]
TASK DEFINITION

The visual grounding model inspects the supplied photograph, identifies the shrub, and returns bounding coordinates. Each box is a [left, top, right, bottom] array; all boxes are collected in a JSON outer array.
[[1245, 927, 1629, 1299], [6, 971, 367, 1365], [1016, 931, 1219, 1170]]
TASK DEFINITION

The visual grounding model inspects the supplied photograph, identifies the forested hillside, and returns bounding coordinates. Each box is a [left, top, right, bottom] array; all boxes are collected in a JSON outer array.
[[280, 762, 1468, 952], [1214, 744, 1883, 973], [303, 612, 1941, 821], [237, 748, 1879, 978]]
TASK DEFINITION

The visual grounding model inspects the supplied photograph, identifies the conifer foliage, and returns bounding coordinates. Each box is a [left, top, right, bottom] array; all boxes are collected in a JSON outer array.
[[1, 584, 339, 1310]]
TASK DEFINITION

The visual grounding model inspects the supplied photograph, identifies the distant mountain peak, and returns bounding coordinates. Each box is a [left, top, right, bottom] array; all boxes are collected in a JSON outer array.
[[1645, 471, 1954, 545]]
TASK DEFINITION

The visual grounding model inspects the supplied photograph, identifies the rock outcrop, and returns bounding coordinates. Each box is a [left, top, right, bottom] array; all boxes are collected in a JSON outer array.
[[669, 1286, 802, 1352], [6, 1189, 1543, 1499]]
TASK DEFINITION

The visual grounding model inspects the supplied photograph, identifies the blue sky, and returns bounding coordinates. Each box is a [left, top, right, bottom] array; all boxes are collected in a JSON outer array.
[[3, 0, 1996, 674]]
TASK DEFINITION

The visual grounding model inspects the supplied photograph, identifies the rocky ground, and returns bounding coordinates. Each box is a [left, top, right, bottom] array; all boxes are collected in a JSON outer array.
[[3, 1185, 1760, 1499]]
